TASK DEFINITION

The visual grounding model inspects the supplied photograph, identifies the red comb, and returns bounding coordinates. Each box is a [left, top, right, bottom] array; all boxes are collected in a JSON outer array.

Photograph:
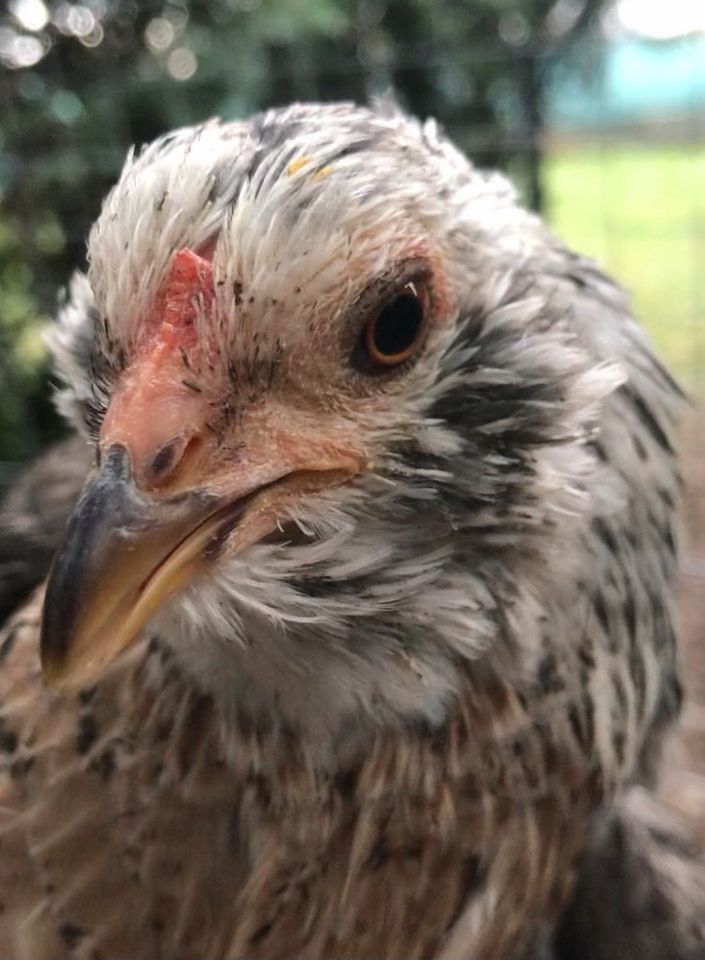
[[148, 248, 215, 353]]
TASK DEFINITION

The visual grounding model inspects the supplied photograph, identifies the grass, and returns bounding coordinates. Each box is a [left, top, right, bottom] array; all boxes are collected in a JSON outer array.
[[545, 143, 705, 393]]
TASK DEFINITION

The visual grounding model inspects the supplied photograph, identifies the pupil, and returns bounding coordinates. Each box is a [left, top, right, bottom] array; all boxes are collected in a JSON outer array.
[[373, 293, 422, 356]]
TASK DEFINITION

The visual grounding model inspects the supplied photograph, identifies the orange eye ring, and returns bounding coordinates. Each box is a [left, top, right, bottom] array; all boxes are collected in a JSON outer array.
[[362, 281, 429, 370]]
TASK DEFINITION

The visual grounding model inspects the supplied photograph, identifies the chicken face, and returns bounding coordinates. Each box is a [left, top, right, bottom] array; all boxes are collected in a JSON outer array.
[[42, 104, 619, 730], [41, 111, 461, 692], [43, 245, 450, 688]]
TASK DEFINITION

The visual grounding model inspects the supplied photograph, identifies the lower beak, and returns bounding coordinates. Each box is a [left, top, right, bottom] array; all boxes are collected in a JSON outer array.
[[40, 444, 351, 691]]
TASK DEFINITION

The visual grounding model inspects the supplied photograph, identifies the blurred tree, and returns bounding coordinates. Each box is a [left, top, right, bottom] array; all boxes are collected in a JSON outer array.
[[0, 0, 605, 469]]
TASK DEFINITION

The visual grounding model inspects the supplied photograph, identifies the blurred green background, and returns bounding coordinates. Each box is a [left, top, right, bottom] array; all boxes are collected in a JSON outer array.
[[1, 0, 703, 484]]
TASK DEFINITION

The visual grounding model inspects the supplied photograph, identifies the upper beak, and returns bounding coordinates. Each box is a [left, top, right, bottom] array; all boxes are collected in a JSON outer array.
[[40, 443, 354, 691]]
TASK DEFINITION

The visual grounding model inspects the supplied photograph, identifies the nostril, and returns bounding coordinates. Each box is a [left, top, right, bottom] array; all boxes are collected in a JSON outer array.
[[148, 434, 203, 485], [150, 439, 181, 479]]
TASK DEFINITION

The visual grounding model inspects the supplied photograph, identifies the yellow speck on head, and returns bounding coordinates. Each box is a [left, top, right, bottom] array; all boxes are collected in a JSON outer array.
[[312, 165, 334, 182], [287, 156, 311, 176]]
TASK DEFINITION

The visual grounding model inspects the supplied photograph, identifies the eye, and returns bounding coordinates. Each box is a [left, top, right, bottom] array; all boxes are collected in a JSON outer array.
[[354, 281, 429, 373]]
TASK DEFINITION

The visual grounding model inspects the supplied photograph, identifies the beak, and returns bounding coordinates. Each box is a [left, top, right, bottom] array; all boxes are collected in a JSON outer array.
[[40, 444, 353, 691]]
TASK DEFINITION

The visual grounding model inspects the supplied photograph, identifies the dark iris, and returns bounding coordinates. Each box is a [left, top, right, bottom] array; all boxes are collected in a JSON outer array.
[[371, 291, 423, 359], [349, 269, 431, 375], [349, 280, 427, 373]]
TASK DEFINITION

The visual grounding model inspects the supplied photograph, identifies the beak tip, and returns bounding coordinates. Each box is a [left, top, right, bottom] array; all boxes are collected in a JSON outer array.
[[40, 661, 69, 692], [40, 667, 66, 691], [39, 577, 74, 688], [39, 628, 71, 690], [40, 643, 98, 694]]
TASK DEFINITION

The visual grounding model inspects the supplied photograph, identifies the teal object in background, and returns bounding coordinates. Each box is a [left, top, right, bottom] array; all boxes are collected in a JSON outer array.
[[548, 32, 705, 130]]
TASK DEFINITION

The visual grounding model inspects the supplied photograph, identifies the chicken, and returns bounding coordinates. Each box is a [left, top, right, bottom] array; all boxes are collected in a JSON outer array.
[[0, 101, 698, 959]]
